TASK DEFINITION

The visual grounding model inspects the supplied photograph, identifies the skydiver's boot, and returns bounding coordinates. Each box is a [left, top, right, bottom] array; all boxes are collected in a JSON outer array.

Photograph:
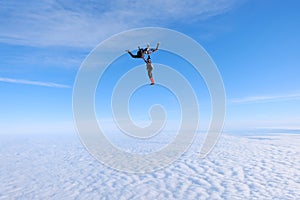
[[150, 77, 155, 85]]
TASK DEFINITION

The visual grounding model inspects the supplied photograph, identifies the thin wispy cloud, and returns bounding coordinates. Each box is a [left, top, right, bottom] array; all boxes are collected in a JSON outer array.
[[0, 77, 71, 89], [230, 93, 300, 104], [0, 0, 240, 48]]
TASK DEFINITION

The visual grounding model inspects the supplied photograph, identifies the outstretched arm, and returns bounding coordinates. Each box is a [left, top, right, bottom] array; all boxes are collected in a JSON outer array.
[[149, 42, 160, 53], [155, 42, 160, 50]]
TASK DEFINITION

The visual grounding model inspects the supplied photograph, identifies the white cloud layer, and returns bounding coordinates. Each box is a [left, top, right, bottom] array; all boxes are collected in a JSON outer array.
[[1, 133, 299, 199], [0, 0, 240, 48]]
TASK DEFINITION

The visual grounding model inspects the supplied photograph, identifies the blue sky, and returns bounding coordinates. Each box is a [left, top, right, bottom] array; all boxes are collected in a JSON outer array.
[[0, 0, 299, 134]]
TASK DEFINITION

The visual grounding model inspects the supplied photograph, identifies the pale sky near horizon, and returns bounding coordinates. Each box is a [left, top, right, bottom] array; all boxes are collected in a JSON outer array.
[[0, 0, 299, 134]]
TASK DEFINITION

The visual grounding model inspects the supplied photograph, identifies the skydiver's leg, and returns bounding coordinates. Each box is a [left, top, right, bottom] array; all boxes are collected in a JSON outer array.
[[126, 50, 146, 62], [148, 70, 155, 85], [126, 51, 140, 58], [147, 63, 155, 85], [148, 69, 152, 78]]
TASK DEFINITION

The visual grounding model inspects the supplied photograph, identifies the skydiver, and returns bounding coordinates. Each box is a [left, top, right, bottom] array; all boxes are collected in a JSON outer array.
[[146, 57, 155, 85], [126, 42, 160, 85], [125, 42, 160, 62], [125, 44, 149, 62]]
